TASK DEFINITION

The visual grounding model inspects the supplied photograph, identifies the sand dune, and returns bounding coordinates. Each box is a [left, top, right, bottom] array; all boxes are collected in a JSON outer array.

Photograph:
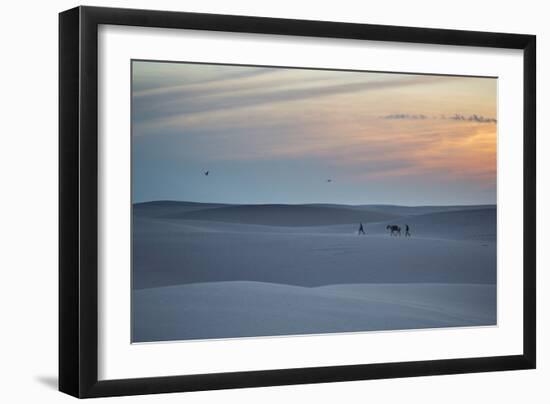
[[134, 200, 495, 219], [135, 201, 397, 225], [361, 204, 495, 216], [397, 208, 496, 240], [134, 206, 496, 240], [364, 207, 496, 241], [134, 200, 231, 218], [132, 201, 497, 341], [133, 217, 495, 289], [133, 281, 496, 342], [158, 204, 397, 226]]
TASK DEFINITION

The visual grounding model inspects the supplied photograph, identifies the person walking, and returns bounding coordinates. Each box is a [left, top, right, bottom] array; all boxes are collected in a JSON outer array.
[[405, 224, 411, 237], [358, 222, 366, 235]]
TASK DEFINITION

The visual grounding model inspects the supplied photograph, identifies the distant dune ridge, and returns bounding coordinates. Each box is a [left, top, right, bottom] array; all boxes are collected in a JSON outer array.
[[156, 204, 398, 226], [133, 200, 230, 218], [132, 200, 497, 342], [134, 200, 494, 223]]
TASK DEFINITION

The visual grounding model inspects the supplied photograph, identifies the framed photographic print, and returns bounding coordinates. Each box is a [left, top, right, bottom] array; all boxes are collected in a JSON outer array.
[[59, 6, 536, 398]]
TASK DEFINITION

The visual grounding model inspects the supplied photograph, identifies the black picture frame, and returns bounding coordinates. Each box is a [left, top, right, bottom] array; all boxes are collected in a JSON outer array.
[[59, 6, 536, 398]]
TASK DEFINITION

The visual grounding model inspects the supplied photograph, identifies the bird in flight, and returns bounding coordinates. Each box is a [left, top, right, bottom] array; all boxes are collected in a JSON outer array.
[[204, 171, 209, 176], [326, 179, 332, 183]]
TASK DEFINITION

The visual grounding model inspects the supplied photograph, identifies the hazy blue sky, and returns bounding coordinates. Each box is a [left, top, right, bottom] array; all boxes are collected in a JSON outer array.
[[132, 60, 497, 205]]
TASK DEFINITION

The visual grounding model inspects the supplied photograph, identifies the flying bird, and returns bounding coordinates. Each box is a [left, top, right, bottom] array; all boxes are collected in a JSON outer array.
[[204, 171, 209, 176], [326, 179, 332, 183]]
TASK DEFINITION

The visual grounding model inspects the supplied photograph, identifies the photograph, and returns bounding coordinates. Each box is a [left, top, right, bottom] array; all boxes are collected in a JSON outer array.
[[131, 60, 498, 343], [52, 3, 538, 399]]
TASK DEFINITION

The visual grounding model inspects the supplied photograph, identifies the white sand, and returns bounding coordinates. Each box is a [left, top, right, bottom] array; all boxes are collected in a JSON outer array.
[[132, 202, 497, 342], [133, 281, 496, 342]]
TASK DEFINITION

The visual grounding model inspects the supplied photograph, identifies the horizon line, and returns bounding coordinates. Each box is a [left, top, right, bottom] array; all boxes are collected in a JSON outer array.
[[133, 199, 497, 208]]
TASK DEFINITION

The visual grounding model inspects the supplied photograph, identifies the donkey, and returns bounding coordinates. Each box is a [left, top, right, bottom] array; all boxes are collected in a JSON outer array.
[[386, 224, 401, 237]]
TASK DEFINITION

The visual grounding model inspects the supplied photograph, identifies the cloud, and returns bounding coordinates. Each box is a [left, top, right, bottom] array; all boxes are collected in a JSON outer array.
[[131, 63, 497, 204], [447, 114, 497, 123], [133, 67, 277, 98], [382, 113, 428, 120], [132, 70, 454, 128], [381, 113, 496, 124]]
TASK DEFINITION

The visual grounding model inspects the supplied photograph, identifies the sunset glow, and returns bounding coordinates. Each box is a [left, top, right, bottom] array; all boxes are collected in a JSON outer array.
[[132, 61, 497, 205]]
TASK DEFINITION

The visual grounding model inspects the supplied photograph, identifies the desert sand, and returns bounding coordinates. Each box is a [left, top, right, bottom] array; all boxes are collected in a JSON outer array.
[[132, 201, 496, 342]]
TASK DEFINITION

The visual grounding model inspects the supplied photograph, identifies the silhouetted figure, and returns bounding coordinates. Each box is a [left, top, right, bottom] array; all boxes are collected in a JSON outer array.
[[358, 223, 365, 235], [405, 224, 411, 237], [386, 224, 401, 237], [326, 179, 332, 183], [204, 171, 209, 176]]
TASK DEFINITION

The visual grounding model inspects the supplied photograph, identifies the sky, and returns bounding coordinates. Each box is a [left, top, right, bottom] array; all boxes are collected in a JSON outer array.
[[132, 60, 497, 206]]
